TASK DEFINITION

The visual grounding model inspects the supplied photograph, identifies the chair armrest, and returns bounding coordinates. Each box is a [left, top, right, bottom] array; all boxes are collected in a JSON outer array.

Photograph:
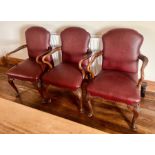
[[42, 46, 61, 69], [87, 51, 103, 78], [36, 47, 53, 65], [137, 54, 149, 88], [36, 47, 53, 71], [5, 44, 27, 60], [78, 50, 93, 79]]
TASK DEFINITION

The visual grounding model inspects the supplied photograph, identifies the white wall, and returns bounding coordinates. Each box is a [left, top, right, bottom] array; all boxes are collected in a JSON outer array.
[[0, 21, 155, 81]]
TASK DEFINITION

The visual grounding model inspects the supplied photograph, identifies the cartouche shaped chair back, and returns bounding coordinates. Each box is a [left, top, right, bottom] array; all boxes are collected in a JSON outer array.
[[102, 28, 143, 73], [61, 27, 90, 67]]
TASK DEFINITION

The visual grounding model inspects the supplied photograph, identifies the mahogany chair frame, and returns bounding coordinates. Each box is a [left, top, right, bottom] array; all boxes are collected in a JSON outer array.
[[86, 51, 148, 129], [41, 46, 92, 112], [6, 45, 53, 98]]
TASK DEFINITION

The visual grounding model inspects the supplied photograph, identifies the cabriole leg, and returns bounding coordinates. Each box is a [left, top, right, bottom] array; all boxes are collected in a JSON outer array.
[[36, 79, 43, 97], [36, 80, 48, 104], [8, 77, 20, 97], [73, 88, 84, 113], [43, 83, 50, 103], [131, 103, 140, 130], [86, 93, 94, 117]]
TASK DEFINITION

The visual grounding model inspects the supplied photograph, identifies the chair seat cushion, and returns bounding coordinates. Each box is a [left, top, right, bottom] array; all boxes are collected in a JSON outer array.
[[87, 70, 140, 104], [42, 63, 83, 90], [6, 59, 45, 82]]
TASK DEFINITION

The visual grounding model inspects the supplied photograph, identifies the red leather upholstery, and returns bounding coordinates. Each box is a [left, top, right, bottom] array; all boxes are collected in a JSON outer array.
[[61, 27, 90, 65], [87, 70, 140, 104], [87, 28, 143, 105], [42, 63, 83, 90], [7, 59, 46, 82], [26, 26, 51, 59], [102, 28, 143, 73]]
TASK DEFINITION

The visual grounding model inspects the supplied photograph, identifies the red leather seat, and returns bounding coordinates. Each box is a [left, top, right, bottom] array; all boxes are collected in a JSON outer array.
[[87, 70, 140, 104], [42, 63, 83, 90], [6, 26, 52, 98], [7, 59, 45, 82]]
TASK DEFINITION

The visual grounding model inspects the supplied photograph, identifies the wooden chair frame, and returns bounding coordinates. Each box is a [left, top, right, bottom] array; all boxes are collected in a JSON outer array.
[[86, 51, 148, 129]]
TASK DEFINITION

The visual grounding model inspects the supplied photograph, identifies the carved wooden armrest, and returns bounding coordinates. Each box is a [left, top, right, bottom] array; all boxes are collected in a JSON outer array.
[[5, 44, 27, 60], [87, 51, 103, 78], [78, 50, 92, 79], [137, 54, 149, 88], [42, 46, 61, 69], [36, 47, 53, 66]]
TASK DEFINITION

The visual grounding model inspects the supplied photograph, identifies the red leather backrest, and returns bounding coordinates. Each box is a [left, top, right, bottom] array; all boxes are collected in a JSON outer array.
[[25, 26, 51, 59], [102, 28, 143, 73], [61, 27, 90, 65]]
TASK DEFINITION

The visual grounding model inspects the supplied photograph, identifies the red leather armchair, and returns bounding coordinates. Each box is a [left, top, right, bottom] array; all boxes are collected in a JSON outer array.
[[86, 28, 148, 129], [42, 27, 92, 112], [6, 26, 53, 99]]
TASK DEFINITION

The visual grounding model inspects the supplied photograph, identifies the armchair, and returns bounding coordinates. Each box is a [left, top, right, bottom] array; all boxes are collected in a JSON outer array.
[[86, 28, 148, 129], [41, 27, 92, 112], [6, 26, 53, 99]]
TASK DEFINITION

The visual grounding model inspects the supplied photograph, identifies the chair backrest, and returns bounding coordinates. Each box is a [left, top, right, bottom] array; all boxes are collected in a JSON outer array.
[[102, 28, 143, 73], [61, 27, 90, 65], [25, 26, 51, 59]]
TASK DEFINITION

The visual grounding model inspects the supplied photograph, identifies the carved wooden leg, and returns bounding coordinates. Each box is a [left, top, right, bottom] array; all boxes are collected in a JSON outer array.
[[141, 82, 147, 97], [36, 79, 43, 96], [8, 77, 20, 97], [86, 93, 94, 117], [131, 103, 140, 130], [73, 88, 84, 113], [42, 83, 51, 104], [36, 80, 48, 104]]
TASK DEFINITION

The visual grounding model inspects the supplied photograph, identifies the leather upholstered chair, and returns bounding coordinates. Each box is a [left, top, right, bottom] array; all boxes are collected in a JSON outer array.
[[6, 26, 53, 99], [86, 28, 148, 129], [42, 27, 92, 112]]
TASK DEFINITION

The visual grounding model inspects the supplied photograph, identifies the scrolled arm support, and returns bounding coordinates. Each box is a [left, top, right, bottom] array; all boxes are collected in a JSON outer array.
[[137, 54, 149, 88], [87, 51, 103, 78], [36, 47, 53, 65], [78, 50, 92, 79], [42, 46, 61, 69], [35, 47, 54, 71]]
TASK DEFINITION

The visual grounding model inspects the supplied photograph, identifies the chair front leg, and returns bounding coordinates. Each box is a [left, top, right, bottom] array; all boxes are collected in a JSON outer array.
[[8, 77, 20, 97], [36, 79, 43, 96], [73, 88, 84, 113], [43, 83, 51, 103], [36, 80, 48, 104], [86, 93, 94, 117], [131, 102, 140, 130]]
